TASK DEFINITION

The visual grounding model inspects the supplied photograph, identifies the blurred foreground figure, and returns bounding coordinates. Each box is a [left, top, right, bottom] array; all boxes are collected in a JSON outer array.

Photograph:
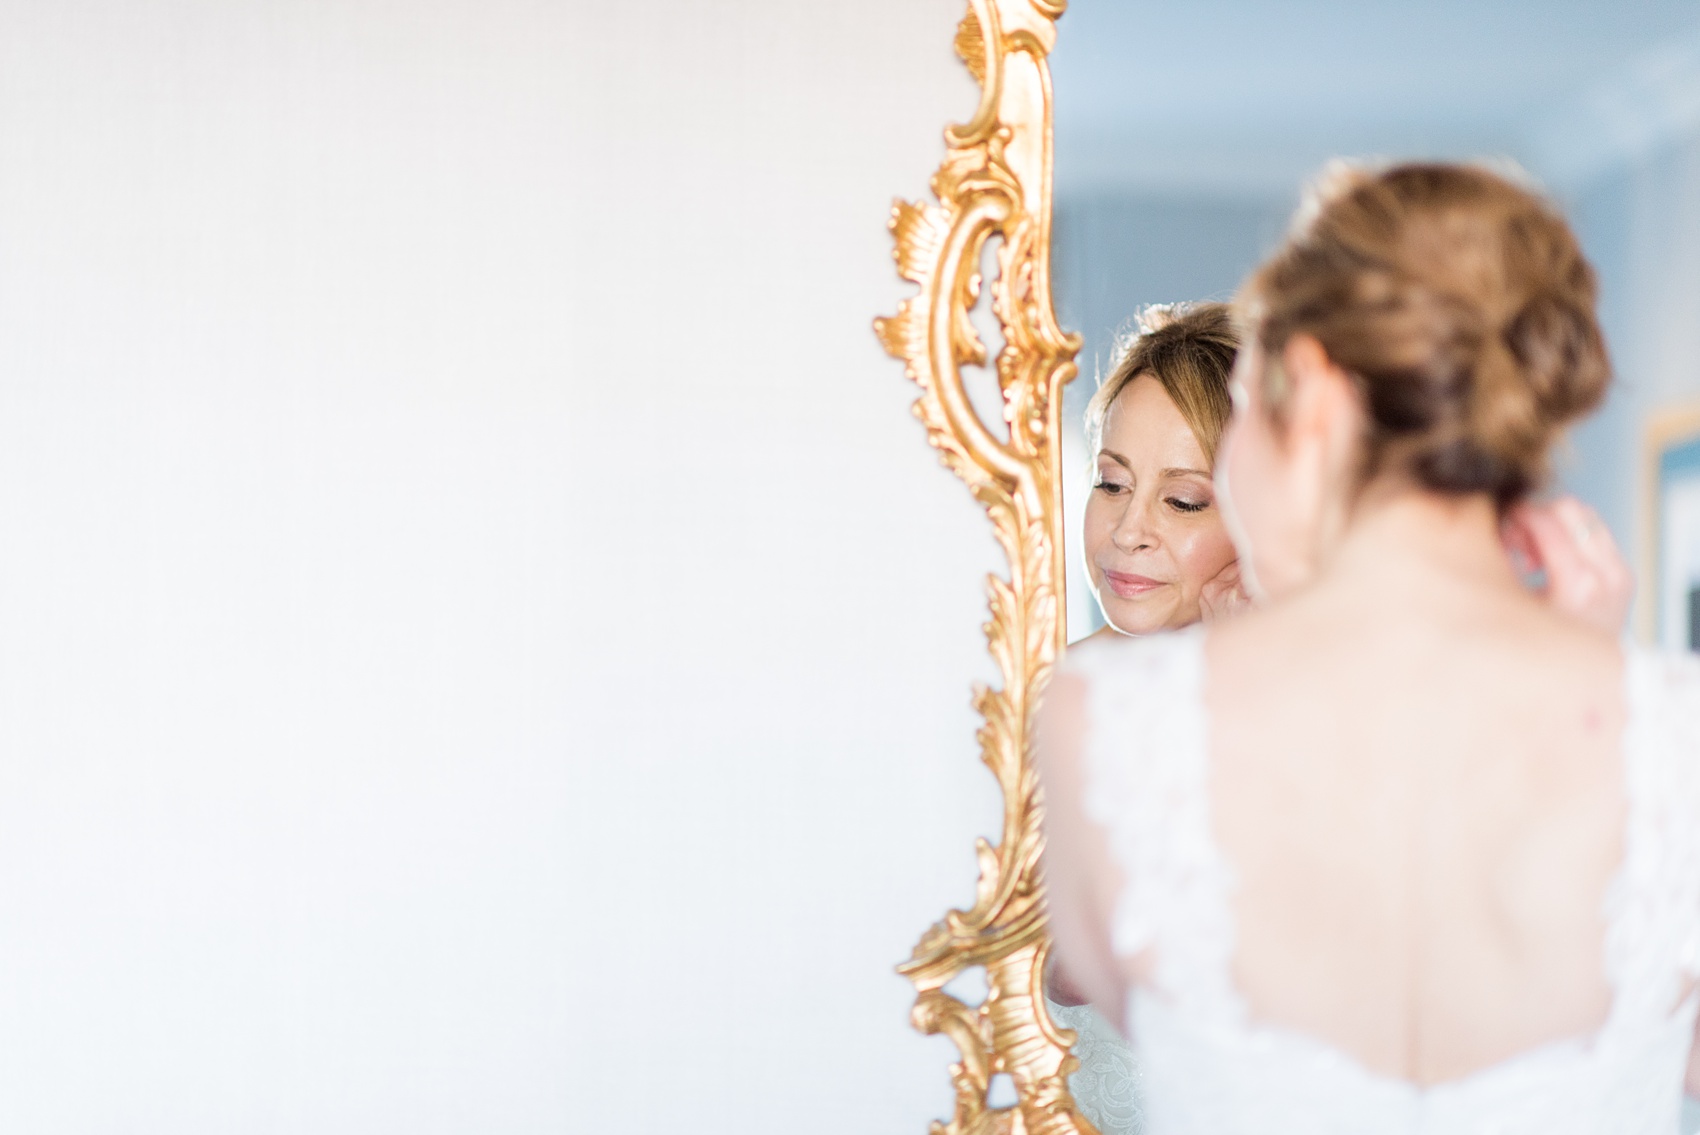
[[1040, 163, 1700, 1135]]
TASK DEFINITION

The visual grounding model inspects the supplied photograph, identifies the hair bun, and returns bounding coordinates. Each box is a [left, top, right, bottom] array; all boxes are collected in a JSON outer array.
[[1500, 286, 1609, 428], [1245, 162, 1611, 507]]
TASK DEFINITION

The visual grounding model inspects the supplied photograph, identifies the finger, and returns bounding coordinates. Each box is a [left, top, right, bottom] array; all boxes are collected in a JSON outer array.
[[1553, 498, 1629, 584], [1201, 561, 1239, 601], [1518, 503, 1589, 588], [1546, 500, 1632, 612], [1511, 496, 1633, 633]]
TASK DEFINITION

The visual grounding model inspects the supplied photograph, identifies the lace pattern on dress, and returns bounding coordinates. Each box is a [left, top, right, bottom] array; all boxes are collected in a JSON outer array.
[[1061, 632, 1700, 1135], [1046, 997, 1145, 1135], [1073, 627, 1240, 1022], [1606, 650, 1700, 1024]]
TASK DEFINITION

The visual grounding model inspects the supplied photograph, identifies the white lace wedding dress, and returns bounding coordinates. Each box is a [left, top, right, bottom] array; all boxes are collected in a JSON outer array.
[[1046, 995, 1145, 1134], [1062, 626, 1700, 1135]]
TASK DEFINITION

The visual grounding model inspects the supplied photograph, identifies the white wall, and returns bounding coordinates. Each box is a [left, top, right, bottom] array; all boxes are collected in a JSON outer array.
[[0, 2, 1010, 1130]]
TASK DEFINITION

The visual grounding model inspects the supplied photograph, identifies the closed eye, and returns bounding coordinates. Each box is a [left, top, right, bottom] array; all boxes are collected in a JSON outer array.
[[1167, 497, 1209, 513]]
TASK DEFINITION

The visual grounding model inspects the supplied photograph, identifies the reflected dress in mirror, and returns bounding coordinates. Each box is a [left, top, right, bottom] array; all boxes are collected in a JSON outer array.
[[1056, 302, 1244, 1133], [1048, 996, 1146, 1134]]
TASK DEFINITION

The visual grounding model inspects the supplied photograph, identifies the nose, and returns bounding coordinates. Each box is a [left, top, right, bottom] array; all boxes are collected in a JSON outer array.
[[1111, 493, 1158, 554]]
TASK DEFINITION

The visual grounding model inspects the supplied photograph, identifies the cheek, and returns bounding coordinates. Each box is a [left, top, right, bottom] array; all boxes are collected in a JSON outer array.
[[1170, 519, 1236, 592], [1081, 495, 1115, 563]]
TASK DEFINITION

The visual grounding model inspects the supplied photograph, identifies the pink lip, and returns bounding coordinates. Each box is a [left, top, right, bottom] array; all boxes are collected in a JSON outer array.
[[1103, 570, 1166, 599]]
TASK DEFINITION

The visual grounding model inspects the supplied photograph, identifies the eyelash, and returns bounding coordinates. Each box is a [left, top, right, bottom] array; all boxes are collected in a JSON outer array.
[[1093, 480, 1210, 514]]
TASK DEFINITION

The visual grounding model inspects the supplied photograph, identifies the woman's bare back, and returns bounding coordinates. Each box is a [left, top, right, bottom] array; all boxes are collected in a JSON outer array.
[[1204, 571, 1629, 1085]]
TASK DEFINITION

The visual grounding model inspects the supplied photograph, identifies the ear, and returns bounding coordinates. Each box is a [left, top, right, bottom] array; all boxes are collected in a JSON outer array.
[[1279, 334, 1361, 449]]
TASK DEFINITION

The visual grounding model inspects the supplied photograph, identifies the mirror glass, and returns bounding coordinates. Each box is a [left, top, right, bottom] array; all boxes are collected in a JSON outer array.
[[1043, 3, 1700, 1130]]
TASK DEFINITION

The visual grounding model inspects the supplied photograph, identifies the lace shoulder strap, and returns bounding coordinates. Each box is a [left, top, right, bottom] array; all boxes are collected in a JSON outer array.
[[1610, 647, 1700, 1023], [1065, 627, 1236, 1010]]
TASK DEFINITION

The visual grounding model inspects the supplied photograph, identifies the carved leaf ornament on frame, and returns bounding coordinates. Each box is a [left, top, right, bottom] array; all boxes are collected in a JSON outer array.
[[874, 2, 1089, 1133]]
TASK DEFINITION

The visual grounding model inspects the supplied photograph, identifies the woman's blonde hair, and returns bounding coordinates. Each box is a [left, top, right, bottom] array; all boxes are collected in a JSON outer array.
[[1085, 302, 1239, 464], [1241, 161, 1610, 508]]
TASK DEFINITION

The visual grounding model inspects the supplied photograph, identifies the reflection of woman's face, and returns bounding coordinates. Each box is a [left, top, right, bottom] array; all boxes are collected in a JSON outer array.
[[1083, 374, 1237, 635]]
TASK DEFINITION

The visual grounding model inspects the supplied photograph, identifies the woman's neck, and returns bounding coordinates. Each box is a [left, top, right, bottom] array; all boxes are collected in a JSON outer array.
[[1320, 485, 1521, 598]]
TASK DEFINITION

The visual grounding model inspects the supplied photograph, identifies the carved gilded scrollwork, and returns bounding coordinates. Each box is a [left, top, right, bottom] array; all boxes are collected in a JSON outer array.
[[874, 2, 1085, 1132]]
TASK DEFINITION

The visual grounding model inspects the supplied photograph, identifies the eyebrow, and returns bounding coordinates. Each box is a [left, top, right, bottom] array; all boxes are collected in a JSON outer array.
[[1098, 450, 1210, 479]]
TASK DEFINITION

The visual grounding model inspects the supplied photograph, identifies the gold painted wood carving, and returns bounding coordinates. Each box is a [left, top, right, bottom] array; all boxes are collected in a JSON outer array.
[[874, 2, 1084, 1132]]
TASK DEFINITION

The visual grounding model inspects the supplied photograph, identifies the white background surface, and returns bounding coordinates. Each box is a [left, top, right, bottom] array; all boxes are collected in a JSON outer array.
[[0, 1, 1007, 1130], [12, 3, 1700, 1132]]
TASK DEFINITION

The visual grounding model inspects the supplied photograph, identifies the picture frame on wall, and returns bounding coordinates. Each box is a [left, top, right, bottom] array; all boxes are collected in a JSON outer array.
[[1642, 404, 1700, 651]]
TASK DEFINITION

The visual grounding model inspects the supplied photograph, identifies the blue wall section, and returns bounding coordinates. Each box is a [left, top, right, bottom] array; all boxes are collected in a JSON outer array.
[[1053, 159, 1700, 644], [1556, 170, 1638, 548], [1052, 191, 1290, 423]]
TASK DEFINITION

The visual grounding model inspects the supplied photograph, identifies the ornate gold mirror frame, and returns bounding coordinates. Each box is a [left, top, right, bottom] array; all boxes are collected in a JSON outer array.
[[875, 2, 1087, 1131]]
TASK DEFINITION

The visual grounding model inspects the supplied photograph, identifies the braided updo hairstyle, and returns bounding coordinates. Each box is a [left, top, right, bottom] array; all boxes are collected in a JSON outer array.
[[1241, 162, 1610, 509]]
